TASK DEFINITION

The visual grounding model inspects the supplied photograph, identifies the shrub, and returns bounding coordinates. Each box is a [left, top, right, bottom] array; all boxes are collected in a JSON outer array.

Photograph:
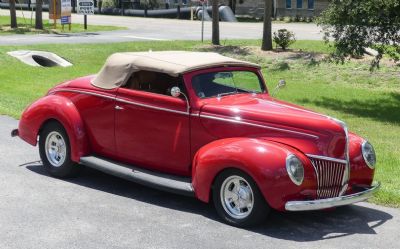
[[102, 0, 117, 8], [317, 0, 400, 69], [273, 29, 296, 50]]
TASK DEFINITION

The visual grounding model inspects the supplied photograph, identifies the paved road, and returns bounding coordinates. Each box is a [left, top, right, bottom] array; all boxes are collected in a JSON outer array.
[[0, 9, 323, 45], [0, 114, 399, 249]]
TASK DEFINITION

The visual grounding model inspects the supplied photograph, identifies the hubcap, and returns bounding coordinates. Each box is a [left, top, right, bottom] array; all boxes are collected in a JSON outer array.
[[220, 175, 254, 219], [45, 131, 66, 167]]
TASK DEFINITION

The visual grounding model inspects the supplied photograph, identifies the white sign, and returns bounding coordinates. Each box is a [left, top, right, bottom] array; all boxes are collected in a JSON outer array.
[[61, 0, 72, 24], [77, 0, 94, 15]]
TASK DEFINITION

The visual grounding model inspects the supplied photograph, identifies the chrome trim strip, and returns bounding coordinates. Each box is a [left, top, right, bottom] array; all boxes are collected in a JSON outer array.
[[200, 114, 319, 139], [285, 182, 380, 211], [115, 98, 189, 115], [306, 154, 347, 164], [52, 89, 189, 116], [54, 89, 319, 137], [51, 89, 116, 100], [330, 118, 350, 196]]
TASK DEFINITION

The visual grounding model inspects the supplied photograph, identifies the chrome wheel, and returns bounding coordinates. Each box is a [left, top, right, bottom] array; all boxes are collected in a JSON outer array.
[[45, 131, 66, 167], [220, 175, 254, 219]]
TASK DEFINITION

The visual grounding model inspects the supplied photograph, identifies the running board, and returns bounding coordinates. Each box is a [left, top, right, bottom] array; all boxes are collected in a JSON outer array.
[[80, 156, 195, 197]]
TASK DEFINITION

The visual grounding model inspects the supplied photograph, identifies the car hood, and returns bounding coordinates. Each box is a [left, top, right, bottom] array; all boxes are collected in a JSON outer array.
[[198, 94, 347, 159]]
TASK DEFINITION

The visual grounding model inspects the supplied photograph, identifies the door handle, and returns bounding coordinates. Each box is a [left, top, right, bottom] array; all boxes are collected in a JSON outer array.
[[115, 105, 124, 110]]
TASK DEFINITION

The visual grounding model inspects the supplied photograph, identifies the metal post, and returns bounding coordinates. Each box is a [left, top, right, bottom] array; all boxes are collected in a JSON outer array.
[[53, 0, 57, 29], [84, 15, 87, 30], [201, 3, 204, 42]]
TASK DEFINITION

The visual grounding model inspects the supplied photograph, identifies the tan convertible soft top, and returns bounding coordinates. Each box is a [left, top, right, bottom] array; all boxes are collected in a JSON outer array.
[[91, 51, 260, 89]]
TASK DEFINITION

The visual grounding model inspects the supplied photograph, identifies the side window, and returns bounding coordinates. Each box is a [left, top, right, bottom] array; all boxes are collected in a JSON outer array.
[[308, 0, 314, 9], [124, 70, 184, 96], [297, 0, 303, 9], [286, 0, 291, 9]]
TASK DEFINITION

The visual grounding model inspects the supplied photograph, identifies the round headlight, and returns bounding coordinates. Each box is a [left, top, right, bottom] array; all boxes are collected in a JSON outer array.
[[362, 141, 376, 169], [286, 154, 304, 186]]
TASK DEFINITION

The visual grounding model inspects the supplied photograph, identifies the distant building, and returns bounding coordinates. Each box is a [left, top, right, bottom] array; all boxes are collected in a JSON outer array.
[[232, 0, 330, 18], [1, 0, 330, 19]]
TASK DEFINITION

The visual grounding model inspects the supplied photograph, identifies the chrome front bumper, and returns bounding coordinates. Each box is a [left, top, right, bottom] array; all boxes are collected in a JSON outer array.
[[285, 182, 380, 211]]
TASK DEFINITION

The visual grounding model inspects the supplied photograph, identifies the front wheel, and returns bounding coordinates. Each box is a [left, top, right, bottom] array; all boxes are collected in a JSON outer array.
[[39, 121, 80, 178], [213, 169, 270, 227]]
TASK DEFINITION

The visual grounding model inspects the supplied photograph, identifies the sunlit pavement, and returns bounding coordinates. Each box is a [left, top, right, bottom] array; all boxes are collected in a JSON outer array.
[[0, 115, 399, 249]]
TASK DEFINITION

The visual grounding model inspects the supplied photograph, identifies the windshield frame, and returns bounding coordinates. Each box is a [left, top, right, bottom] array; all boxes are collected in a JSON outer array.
[[187, 66, 267, 100]]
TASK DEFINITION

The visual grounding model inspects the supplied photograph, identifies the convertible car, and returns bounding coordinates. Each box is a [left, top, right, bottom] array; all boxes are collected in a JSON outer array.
[[12, 51, 379, 227]]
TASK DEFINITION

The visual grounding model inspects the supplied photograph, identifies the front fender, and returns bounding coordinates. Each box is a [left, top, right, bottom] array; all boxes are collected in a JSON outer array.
[[18, 94, 89, 162], [192, 138, 316, 210]]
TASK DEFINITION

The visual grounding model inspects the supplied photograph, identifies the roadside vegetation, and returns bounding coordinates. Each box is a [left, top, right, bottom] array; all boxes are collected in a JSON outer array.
[[0, 40, 399, 207], [0, 15, 126, 35]]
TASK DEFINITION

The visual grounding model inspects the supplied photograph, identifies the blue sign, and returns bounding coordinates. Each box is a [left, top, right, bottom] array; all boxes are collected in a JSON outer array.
[[61, 16, 71, 24]]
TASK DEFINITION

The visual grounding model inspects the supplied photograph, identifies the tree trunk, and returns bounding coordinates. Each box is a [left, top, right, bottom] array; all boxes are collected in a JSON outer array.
[[98, 0, 102, 14], [9, 0, 17, 28], [35, 0, 44, 30], [212, 0, 220, 45], [261, 0, 273, 51]]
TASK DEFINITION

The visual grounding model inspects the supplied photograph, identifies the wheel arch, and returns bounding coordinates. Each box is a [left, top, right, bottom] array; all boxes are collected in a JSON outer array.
[[18, 94, 90, 162], [191, 137, 315, 210]]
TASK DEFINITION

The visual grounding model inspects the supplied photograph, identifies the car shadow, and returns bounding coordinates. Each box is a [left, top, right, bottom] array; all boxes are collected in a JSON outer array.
[[24, 162, 392, 242]]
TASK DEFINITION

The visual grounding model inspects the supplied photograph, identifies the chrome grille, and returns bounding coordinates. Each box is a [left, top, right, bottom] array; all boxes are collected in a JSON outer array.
[[309, 157, 346, 199]]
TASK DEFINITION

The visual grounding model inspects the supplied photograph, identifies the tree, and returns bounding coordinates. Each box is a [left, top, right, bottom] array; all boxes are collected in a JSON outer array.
[[212, 0, 220, 45], [9, 0, 17, 28], [261, 0, 272, 51], [35, 0, 43, 30], [318, 0, 400, 69]]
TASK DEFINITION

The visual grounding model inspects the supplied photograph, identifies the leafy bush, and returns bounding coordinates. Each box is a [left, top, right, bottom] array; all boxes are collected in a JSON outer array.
[[273, 29, 296, 50], [101, 0, 117, 8], [318, 0, 400, 69]]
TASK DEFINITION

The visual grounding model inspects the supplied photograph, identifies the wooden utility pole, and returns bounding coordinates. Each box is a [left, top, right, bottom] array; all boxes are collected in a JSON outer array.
[[35, 0, 44, 29], [9, 0, 17, 28], [212, 0, 220, 45], [261, 0, 273, 51]]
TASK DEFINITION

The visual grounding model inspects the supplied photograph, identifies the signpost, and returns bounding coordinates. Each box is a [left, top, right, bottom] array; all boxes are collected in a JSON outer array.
[[200, 0, 205, 42], [49, 0, 61, 29], [61, 0, 72, 31], [77, 0, 94, 30]]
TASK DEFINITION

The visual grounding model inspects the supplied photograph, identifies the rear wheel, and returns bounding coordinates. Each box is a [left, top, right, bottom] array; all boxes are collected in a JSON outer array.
[[213, 169, 270, 227], [39, 121, 80, 178]]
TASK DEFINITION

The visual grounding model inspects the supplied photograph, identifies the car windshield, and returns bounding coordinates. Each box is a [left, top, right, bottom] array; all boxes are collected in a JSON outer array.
[[192, 70, 264, 98]]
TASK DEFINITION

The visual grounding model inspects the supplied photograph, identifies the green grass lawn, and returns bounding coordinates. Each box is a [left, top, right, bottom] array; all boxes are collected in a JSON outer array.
[[0, 40, 399, 208], [0, 15, 126, 35]]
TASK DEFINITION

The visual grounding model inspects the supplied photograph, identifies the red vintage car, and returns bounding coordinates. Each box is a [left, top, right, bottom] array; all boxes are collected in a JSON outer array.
[[13, 51, 379, 227]]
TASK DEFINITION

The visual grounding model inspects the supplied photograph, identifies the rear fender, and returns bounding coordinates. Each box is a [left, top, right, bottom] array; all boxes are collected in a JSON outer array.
[[18, 95, 89, 162], [192, 137, 316, 210]]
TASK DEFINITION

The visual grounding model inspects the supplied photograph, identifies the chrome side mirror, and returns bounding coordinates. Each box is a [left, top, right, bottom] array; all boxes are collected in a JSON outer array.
[[170, 86, 181, 97], [271, 79, 286, 97], [170, 86, 191, 113]]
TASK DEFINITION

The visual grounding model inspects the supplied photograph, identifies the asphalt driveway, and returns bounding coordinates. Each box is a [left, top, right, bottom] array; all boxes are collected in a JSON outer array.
[[0, 115, 399, 249]]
